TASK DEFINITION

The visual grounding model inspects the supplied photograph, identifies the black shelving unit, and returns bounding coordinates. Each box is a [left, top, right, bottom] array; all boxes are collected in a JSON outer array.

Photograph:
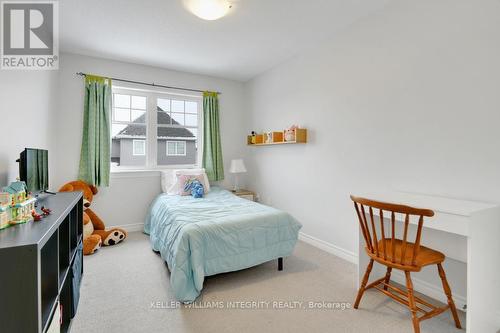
[[0, 192, 83, 333], [59, 216, 70, 285]]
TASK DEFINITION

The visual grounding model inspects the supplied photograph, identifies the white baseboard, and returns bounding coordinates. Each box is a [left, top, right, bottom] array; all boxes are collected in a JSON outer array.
[[298, 232, 358, 264], [385, 270, 467, 311], [110, 222, 144, 233]]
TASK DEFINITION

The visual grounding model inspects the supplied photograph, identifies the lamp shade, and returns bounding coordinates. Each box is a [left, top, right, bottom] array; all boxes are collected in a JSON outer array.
[[183, 0, 231, 21], [229, 159, 247, 174]]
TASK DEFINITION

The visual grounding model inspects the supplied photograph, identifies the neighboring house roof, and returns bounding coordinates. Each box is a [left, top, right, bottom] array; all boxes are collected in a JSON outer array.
[[114, 107, 195, 139]]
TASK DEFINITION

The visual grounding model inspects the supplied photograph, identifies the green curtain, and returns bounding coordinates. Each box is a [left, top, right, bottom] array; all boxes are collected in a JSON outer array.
[[78, 75, 112, 187], [202, 91, 224, 181]]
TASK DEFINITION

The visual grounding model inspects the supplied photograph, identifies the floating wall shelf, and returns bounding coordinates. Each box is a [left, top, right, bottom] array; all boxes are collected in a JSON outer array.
[[247, 128, 307, 146]]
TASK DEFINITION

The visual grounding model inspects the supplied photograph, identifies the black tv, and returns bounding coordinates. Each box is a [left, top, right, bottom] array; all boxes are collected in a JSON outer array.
[[18, 148, 49, 193]]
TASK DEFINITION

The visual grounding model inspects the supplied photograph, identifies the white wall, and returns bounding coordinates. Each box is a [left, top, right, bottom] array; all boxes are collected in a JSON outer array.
[[244, 0, 500, 260], [0, 71, 58, 187], [54, 53, 245, 229]]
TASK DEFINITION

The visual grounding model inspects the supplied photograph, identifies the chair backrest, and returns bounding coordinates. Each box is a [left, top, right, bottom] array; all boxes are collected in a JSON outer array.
[[350, 195, 434, 268]]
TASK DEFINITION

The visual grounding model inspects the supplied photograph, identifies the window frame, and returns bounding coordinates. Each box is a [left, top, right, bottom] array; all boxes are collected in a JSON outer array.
[[112, 93, 147, 124], [166, 140, 187, 156], [132, 139, 146, 156], [111, 86, 203, 172]]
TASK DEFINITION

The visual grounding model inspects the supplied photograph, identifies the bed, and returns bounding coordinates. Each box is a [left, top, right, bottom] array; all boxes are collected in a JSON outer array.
[[144, 186, 302, 303]]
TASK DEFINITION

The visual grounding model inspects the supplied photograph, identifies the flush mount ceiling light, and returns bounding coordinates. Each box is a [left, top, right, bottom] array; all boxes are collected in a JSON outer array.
[[183, 0, 232, 21]]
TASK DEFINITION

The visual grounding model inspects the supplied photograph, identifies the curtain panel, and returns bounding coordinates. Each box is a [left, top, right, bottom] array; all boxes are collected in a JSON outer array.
[[78, 75, 112, 187], [202, 91, 224, 181]]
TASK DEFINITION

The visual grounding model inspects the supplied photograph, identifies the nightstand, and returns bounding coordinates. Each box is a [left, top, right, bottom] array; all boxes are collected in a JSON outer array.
[[232, 189, 255, 201]]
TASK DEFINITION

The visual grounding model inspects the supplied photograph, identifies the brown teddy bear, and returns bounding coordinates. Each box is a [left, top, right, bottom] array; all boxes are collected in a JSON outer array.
[[59, 180, 127, 255]]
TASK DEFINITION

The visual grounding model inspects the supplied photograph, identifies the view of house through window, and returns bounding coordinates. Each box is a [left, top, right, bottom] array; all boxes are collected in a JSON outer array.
[[157, 98, 197, 165], [111, 88, 201, 169], [111, 92, 147, 167]]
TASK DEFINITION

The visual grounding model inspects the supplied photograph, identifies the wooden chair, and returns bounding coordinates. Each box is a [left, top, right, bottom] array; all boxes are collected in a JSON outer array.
[[350, 195, 462, 333]]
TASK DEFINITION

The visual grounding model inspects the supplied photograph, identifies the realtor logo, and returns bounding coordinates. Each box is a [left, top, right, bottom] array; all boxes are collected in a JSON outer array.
[[1, 1, 58, 69]]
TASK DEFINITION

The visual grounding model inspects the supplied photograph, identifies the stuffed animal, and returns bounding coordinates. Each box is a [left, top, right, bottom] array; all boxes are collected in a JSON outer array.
[[184, 179, 204, 198], [59, 180, 127, 255], [284, 125, 299, 142]]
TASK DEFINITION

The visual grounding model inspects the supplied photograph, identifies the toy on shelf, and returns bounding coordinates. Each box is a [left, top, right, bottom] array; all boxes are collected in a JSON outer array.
[[250, 131, 257, 144], [32, 210, 42, 222], [41, 206, 52, 216], [0, 180, 37, 229], [284, 124, 299, 142], [0, 192, 12, 229], [264, 132, 273, 144]]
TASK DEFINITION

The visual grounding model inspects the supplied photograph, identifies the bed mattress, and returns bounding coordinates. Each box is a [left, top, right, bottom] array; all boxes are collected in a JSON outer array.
[[144, 186, 302, 302]]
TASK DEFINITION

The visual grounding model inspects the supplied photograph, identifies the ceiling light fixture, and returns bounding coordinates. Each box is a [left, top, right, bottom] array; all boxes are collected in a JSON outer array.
[[183, 0, 232, 21]]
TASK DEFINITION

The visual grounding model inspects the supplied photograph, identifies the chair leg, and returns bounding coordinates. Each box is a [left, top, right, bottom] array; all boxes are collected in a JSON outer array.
[[383, 267, 392, 291], [437, 263, 462, 329], [354, 259, 374, 309], [405, 271, 420, 333]]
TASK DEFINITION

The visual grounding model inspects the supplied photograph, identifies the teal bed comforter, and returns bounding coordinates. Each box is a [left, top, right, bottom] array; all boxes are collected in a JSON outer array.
[[144, 187, 302, 303]]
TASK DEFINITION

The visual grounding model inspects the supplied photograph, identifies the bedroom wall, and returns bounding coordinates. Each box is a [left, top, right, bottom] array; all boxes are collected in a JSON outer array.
[[244, 0, 500, 293], [0, 71, 58, 187], [54, 53, 246, 230]]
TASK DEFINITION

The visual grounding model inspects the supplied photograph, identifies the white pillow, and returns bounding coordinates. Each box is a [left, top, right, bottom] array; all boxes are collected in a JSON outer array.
[[160, 170, 175, 193], [166, 168, 210, 195]]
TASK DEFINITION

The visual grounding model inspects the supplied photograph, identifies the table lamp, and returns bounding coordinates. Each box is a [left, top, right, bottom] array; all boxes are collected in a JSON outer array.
[[229, 159, 247, 192]]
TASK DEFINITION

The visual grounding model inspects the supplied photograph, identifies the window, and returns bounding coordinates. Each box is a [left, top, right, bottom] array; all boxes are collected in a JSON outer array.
[[111, 91, 148, 167], [111, 87, 201, 170], [157, 97, 198, 165], [166, 141, 186, 156], [132, 140, 145, 156]]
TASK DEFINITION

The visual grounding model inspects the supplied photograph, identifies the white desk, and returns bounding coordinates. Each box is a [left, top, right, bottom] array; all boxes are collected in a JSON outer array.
[[355, 191, 500, 333]]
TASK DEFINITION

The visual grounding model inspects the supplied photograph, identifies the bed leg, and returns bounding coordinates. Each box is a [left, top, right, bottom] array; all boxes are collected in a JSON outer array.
[[278, 257, 283, 271]]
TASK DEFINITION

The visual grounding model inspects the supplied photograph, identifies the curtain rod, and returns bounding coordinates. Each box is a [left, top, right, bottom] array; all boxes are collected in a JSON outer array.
[[75, 72, 221, 95]]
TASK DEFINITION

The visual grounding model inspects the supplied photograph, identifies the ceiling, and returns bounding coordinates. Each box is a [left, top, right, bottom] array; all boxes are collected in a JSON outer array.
[[60, 0, 390, 81]]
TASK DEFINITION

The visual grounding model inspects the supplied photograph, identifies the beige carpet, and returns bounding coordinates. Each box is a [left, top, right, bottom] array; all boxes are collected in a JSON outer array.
[[72, 232, 465, 333]]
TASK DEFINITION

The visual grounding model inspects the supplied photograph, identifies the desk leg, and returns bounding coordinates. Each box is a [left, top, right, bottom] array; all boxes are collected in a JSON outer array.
[[467, 207, 500, 333]]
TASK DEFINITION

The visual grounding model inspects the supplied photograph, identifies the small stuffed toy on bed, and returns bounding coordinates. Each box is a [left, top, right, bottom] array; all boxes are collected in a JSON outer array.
[[184, 179, 204, 198]]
